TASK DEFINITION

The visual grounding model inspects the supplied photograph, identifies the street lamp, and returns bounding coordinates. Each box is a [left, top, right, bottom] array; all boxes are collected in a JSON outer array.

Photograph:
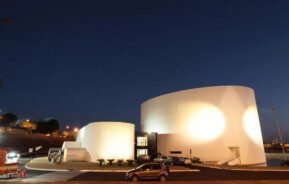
[[272, 107, 286, 161]]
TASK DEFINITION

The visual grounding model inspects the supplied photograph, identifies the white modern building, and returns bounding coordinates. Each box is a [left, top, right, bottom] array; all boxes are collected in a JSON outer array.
[[141, 86, 266, 166], [63, 122, 135, 162]]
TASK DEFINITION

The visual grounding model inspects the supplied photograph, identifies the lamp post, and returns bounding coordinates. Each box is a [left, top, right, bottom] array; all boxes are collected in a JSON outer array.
[[272, 107, 286, 161]]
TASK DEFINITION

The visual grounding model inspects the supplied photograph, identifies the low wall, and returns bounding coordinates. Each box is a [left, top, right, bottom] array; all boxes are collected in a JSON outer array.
[[266, 153, 289, 160]]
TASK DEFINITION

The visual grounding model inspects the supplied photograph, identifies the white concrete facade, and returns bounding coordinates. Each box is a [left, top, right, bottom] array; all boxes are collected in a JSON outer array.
[[76, 122, 135, 162], [141, 86, 266, 165], [63, 148, 89, 162]]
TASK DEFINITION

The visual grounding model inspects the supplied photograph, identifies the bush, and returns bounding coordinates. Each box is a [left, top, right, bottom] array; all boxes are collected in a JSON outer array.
[[136, 155, 150, 165], [191, 157, 201, 163], [97, 159, 105, 166], [126, 159, 134, 166], [117, 159, 124, 166], [107, 159, 114, 165]]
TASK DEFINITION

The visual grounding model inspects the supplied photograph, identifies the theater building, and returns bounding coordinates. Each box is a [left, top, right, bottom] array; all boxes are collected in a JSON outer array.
[[141, 86, 266, 166], [62, 86, 266, 166]]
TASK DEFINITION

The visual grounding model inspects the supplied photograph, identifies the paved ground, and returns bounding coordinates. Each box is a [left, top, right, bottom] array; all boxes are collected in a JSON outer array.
[[26, 157, 109, 171], [0, 170, 50, 182], [68, 165, 289, 181], [4, 181, 289, 184], [0, 157, 197, 183], [3, 166, 289, 183], [26, 157, 194, 172], [22, 171, 81, 183], [192, 163, 289, 171], [3, 157, 289, 183]]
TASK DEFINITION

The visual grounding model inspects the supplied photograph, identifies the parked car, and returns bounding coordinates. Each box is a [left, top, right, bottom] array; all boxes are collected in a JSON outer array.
[[163, 156, 173, 165], [154, 155, 175, 165], [179, 157, 192, 165], [153, 155, 167, 163], [191, 157, 201, 164], [281, 161, 289, 167], [172, 157, 181, 165], [0, 149, 21, 178], [48, 148, 62, 163], [136, 155, 151, 164], [126, 163, 169, 182]]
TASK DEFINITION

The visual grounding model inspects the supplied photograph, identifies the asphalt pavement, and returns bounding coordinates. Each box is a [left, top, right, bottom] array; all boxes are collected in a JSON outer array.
[[0, 169, 51, 182], [68, 165, 289, 181], [3, 160, 289, 182]]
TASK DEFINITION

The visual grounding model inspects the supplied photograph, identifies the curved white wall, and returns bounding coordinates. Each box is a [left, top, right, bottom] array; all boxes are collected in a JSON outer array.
[[141, 86, 266, 165], [76, 122, 135, 162]]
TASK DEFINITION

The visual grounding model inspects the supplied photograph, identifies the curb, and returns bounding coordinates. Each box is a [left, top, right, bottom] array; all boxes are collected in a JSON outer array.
[[170, 169, 200, 172], [79, 170, 127, 172], [191, 164, 289, 172], [25, 165, 70, 172], [25, 164, 200, 173], [79, 169, 200, 173], [25, 166, 200, 173]]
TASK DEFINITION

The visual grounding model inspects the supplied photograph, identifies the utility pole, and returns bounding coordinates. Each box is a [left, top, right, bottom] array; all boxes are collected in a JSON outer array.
[[272, 107, 286, 160]]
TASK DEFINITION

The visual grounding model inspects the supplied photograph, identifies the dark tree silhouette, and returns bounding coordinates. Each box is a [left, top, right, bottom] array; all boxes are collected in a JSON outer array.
[[0, 17, 13, 25], [0, 113, 17, 127], [37, 118, 59, 134]]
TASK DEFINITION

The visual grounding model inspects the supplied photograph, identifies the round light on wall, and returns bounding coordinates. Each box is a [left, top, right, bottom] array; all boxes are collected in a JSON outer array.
[[243, 106, 262, 143], [186, 104, 225, 142]]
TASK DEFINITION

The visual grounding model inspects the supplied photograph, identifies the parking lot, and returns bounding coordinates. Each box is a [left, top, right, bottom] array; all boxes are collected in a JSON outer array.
[[68, 165, 289, 181]]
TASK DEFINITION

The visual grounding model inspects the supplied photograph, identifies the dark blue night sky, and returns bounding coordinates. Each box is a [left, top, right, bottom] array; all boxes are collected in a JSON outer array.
[[1, 0, 289, 141]]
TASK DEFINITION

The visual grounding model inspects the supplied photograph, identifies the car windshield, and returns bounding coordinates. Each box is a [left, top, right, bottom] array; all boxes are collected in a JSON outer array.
[[152, 164, 161, 170], [136, 164, 150, 170]]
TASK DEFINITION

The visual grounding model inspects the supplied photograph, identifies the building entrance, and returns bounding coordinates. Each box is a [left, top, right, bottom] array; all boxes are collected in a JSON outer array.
[[228, 146, 240, 160]]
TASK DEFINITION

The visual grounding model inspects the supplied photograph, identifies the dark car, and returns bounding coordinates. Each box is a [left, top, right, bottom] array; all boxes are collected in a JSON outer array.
[[281, 160, 289, 167], [136, 154, 151, 164], [172, 157, 181, 165], [126, 163, 169, 182]]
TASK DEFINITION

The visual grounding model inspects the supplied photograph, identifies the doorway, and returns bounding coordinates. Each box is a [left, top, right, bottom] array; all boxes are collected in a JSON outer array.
[[228, 146, 240, 159]]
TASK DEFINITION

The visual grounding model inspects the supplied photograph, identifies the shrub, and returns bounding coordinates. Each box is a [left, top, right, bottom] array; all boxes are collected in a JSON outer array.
[[126, 159, 134, 166], [117, 159, 124, 166], [97, 159, 105, 166], [107, 159, 114, 165]]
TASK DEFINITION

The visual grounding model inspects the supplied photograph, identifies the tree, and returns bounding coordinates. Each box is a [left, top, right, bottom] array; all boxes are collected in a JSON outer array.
[[0, 113, 17, 127], [37, 118, 59, 134], [21, 119, 37, 133]]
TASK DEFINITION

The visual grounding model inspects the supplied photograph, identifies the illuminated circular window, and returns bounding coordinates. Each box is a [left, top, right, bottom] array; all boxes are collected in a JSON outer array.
[[186, 104, 225, 142], [243, 106, 262, 143]]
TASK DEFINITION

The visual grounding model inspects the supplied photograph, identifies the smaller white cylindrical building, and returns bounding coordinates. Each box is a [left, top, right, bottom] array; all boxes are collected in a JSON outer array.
[[76, 122, 135, 162]]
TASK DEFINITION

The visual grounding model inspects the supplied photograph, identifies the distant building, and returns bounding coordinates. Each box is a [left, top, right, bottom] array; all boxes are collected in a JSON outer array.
[[63, 122, 135, 162]]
